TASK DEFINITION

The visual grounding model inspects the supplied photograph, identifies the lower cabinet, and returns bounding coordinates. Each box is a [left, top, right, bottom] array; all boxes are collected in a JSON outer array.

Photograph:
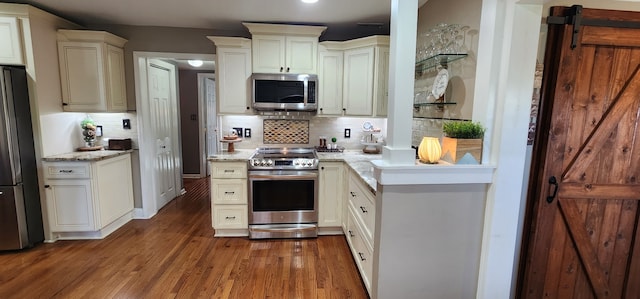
[[318, 162, 345, 232], [344, 168, 377, 296], [210, 161, 248, 236], [43, 153, 134, 239]]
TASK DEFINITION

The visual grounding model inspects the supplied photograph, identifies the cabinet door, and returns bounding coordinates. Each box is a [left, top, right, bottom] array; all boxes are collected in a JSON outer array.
[[0, 17, 23, 65], [95, 154, 134, 226], [251, 35, 285, 73], [45, 180, 95, 232], [317, 50, 344, 115], [286, 36, 318, 74], [343, 47, 374, 116], [105, 44, 127, 111], [374, 46, 390, 117], [318, 162, 345, 227], [217, 46, 252, 114], [58, 41, 107, 111]]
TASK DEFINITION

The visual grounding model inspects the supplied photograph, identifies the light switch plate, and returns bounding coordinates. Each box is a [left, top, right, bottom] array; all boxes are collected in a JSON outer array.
[[123, 119, 131, 129], [244, 128, 251, 138], [344, 128, 351, 138]]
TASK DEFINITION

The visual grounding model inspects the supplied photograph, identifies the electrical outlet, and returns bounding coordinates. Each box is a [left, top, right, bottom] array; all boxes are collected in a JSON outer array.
[[233, 127, 243, 137], [122, 119, 131, 129], [244, 128, 251, 138], [344, 128, 351, 138]]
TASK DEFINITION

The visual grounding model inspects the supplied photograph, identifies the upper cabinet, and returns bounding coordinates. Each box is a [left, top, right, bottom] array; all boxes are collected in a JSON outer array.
[[317, 36, 389, 117], [243, 23, 326, 74], [57, 29, 128, 112], [207, 36, 253, 115], [0, 16, 23, 65]]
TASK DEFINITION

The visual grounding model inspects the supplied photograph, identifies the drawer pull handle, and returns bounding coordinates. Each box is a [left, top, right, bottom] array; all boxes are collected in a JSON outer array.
[[358, 252, 366, 261], [224, 170, 235, 173], [348, 230, 355, 237], [224, 191, 235, 195], [360, 206, 368, 213], [225, 216, 236, 220], [350, 191, 356, 197], [44, 185, 50, 188], [59, 170, 73, 173]]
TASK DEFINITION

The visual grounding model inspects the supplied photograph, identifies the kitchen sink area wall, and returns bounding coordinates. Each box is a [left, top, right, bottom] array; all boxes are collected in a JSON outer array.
[[219, 115, 387, 151]]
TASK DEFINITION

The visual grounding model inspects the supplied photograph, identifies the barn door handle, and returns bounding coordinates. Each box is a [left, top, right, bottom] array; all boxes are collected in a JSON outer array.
[[547, 176, 558, 203]]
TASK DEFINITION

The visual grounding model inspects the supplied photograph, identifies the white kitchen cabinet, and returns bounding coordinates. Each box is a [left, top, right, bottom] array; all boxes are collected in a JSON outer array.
[[0, 16, 23, 65], [43, 153, 134, 239], [317, 44, 344, 115], [344, 168, 377, 296], [207, 36, 253, 115], [243, 23, 326, 74], [317, 36, 389, 117], [57, 29, 127, 112], [374, 46, 390, 117], [318, 162, 345, 231], [343, 46, 375, 116], [210, 161, 248, 236]]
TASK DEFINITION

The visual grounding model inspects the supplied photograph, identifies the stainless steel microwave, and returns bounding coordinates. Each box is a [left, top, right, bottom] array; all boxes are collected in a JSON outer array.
[[251, 73, 317, 111]]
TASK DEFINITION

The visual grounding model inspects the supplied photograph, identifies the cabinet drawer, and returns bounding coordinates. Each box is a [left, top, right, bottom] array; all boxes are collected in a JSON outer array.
[[212, 205, 248, 229], [211, 179, 247, 204], [44, 163, 91, 179], [346, 204, 373, 292], [348, 175, 375, 244], [211, 162, 247, 179]]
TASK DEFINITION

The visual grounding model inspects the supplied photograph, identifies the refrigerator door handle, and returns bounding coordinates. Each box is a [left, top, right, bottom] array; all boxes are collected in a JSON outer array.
[[0, 68, 22, 185]]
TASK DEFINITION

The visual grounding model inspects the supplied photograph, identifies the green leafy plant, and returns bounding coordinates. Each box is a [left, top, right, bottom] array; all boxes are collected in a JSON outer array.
[[442, 120, 485, 139]]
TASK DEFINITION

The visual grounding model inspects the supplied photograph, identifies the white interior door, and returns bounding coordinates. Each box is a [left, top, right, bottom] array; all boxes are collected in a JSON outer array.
[[147, 59, 178, 209], [199, 73, 216, 177]]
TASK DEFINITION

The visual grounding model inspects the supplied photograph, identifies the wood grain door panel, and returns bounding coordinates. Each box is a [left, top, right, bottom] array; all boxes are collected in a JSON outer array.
[[520, 6, 640, 299]]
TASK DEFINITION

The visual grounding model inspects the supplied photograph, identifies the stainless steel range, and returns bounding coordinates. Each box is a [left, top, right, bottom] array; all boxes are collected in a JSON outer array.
[[247, 147, 319, 239]]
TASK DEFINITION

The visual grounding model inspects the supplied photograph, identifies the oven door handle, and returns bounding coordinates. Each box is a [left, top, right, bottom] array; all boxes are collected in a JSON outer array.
[[249, 173, 317, 180]]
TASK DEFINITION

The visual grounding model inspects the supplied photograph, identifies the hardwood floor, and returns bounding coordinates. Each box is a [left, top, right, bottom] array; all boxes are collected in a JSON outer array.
[[0, 178, 368, 298]]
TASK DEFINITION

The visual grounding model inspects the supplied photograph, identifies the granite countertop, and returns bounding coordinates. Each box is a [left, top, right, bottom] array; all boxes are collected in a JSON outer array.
[[208, 149, 381, 194], [43, 149, 134, 162]]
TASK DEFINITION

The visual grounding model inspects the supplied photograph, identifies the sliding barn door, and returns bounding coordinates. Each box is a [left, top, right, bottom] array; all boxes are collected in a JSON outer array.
[[520, 6, 640, 299]]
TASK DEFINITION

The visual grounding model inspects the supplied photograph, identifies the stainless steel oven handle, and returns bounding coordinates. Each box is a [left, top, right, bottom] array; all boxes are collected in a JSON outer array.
[[249, 174, 317, 180]]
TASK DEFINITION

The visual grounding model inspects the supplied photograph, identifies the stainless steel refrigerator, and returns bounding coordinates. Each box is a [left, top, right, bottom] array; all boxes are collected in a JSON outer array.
[[0, 65, 44, 250]]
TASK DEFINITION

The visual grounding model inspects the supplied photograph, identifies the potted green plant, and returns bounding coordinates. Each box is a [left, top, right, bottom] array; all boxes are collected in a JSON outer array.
[[441, 120, 485, 164]]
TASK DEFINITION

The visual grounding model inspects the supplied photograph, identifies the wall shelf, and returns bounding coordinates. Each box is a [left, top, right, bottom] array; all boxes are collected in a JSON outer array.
[[415, 54, 467, 75]]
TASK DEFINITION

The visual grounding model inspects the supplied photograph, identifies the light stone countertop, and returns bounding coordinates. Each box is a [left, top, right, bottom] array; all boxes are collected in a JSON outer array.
[[42, 149, 134, 162], [208, 149, 381, 194]]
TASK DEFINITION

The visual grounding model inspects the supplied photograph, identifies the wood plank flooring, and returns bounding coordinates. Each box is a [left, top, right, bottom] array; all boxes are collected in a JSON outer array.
[[0, 178, 368, 298]]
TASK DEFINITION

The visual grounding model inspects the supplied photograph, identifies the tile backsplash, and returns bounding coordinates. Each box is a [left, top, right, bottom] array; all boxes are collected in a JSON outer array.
[[220, 115, 387, 151], [263, 119, 309, 144]]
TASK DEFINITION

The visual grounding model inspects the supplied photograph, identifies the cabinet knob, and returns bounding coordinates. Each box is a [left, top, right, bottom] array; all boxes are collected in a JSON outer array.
[[319, 108, 323, 111], [62, 103, 68, 106], [321, 166, 324, 170], [44, 185, 50, 188], [342, 108, 346, 112], [280, 67, 284, 72], [246, 106, 250, 110], [286, 67, 290, 72]]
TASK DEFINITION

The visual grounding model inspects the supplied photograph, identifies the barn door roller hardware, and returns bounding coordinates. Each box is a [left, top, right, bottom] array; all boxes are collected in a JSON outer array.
[[547, 4, 640, 49]]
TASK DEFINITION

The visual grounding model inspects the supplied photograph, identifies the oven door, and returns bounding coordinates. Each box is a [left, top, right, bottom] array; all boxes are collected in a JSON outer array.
[[248, 170, 318, 225]]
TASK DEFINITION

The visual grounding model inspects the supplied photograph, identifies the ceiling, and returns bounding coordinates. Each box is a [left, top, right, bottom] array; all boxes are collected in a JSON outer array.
[[5, 0, 427, 38]]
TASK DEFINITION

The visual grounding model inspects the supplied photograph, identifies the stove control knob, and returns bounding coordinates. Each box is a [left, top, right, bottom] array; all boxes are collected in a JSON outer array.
[[294, 159, 300, 166], [266, 160, 273, 166], [260, 159, 267, 166], [251, 159, 259, 166]]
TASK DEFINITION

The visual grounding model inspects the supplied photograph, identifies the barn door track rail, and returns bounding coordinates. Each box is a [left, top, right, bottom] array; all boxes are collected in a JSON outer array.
[[547, 4, 640, 49]]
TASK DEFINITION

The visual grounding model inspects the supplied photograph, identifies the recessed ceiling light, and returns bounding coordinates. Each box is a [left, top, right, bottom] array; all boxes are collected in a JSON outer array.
[[301, 0, 318, 3], [188, 59, 203, 67]]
